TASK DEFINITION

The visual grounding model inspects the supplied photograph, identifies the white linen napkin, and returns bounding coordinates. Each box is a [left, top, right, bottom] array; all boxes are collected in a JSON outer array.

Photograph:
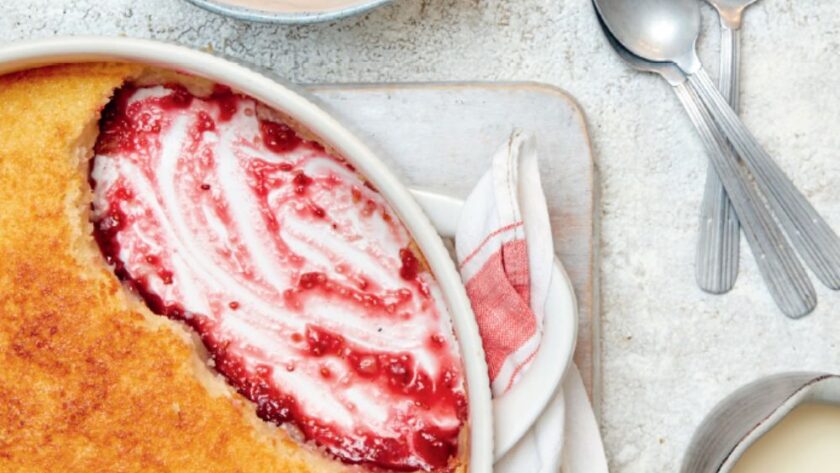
[[455, 131, 609, 472]]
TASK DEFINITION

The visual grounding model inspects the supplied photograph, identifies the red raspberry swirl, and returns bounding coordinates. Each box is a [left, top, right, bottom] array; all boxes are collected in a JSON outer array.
[[90, 84, 467, 471]]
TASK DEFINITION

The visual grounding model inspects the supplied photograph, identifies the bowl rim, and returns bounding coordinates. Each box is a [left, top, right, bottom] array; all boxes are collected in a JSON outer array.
[[184, 0, 394, 24], [0, 35, 493, 472]]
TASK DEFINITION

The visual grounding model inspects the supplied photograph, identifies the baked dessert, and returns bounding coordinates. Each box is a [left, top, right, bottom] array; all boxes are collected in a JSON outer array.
[[0, 63, 468, 472]]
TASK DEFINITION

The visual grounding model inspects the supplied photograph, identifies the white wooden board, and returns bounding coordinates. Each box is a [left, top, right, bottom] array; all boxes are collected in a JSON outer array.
[[306, 82, 600, 409]]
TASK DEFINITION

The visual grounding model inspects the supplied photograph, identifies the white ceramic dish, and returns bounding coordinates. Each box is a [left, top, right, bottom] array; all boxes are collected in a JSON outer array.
[[0, 36, 492, 473], [411, 189, 578, 459], [185, 0, 394, 24]]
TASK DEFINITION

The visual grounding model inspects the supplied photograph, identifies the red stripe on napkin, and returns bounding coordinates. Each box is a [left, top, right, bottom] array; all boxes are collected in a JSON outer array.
[[505, 349, 538, 392], [464, 239, 536, 381], [459, 221, 524, 269]]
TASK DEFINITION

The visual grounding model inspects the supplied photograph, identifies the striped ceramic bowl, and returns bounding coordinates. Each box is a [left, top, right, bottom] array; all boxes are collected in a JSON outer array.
[[185, 0, 395, 23]]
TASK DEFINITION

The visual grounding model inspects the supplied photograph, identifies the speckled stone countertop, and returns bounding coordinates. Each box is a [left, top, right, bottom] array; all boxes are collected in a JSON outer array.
[[2, 1, 839, 471]]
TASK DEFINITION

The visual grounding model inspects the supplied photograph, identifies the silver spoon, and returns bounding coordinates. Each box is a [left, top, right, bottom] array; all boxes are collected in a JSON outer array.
[[594, 8, 815, 318], [593, 0, 840, 292], [696, 0, 759, 295]]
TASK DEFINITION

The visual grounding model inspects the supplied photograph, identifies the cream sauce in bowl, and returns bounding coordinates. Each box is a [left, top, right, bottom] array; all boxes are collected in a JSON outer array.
[[730, 403, 840, 473], [210, 0, 376, 13]]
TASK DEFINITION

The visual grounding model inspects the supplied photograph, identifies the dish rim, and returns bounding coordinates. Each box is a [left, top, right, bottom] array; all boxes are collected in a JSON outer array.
[[0, 36, 493, 473]]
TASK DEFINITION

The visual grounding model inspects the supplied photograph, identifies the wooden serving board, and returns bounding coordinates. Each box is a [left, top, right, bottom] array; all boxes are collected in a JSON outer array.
[[306, 82, 601, 410]]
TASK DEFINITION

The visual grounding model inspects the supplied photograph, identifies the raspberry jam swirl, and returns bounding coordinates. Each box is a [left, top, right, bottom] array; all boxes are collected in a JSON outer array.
[[90, 84, 467, 471]]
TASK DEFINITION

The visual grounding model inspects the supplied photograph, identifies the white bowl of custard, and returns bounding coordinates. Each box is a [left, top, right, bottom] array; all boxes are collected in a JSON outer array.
[[682, 373, 840, 473]]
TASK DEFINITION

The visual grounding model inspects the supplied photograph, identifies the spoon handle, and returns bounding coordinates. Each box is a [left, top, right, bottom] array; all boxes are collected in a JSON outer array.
[[688, 67, 840, 290], [673, 82, 816, 318], [696, 26, 742, 294], [718, 27, 741, 112]]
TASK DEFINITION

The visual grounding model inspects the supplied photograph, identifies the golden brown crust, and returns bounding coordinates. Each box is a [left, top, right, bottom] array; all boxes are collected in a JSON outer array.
[[0, 63, 467, 473], [0, 63, 354, 473]]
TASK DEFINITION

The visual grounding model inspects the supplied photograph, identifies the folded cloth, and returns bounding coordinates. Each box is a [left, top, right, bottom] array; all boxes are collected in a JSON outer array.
[[455, 131, 608, 472]]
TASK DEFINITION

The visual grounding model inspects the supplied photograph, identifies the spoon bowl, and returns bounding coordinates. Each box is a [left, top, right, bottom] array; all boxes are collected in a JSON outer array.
[[594, 8, 685, 86], [592, 0, 701, 71]]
